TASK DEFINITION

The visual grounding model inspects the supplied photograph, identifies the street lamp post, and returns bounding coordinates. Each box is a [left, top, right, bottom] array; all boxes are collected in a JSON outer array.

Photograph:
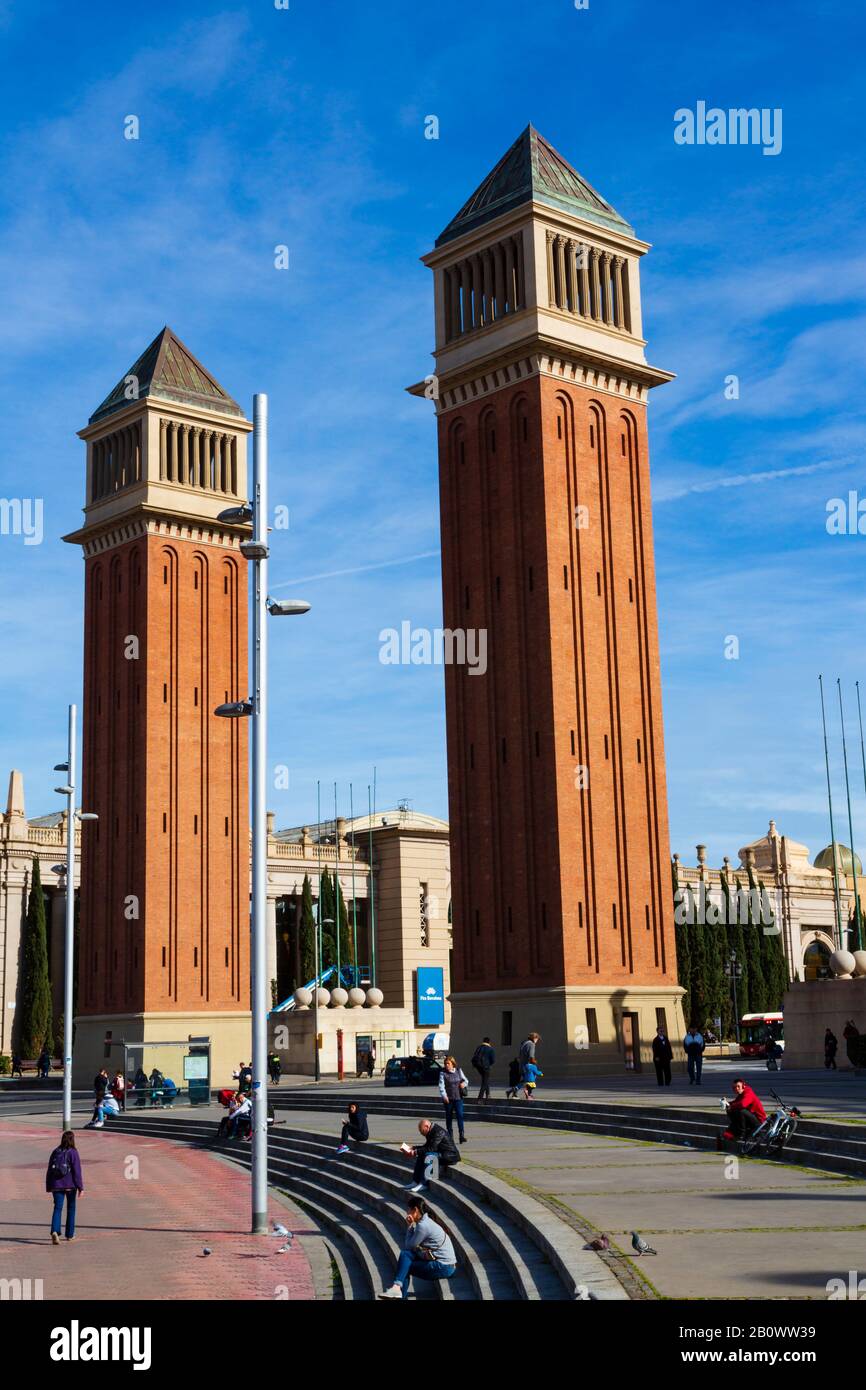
[[725, 950, 742, 1046], [216, 393, 309, 1235], [54, 704, 98, 1132]]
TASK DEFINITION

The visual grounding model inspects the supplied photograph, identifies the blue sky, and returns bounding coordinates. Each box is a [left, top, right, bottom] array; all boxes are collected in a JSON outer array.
[[1, 0, 865, 868]]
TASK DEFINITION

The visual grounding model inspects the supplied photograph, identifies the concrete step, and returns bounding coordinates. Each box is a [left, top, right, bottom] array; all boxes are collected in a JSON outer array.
[[271, 1092, 866, 1181]]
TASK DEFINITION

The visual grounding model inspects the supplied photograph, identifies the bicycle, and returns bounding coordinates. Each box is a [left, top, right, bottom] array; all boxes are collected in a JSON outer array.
[[740, 1091, 802, 1157]]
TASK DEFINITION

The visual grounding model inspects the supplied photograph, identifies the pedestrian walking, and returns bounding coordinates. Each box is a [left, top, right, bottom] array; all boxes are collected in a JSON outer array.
[[10, 1052, 23, 1078], [38, 1047, 51, 1079], [336, 1100, 369, 1154], [378, 1196, 457, 1299], [505, 1057, 521, 1099], [683, 1023, 705, 1085], [438, 1055, 469, 1144], [519, 1032, 540, 1077], [238, 1062, 253, 1094], [824, 1028, 838, 1070], [843, 1019, 860, 1066], [652, 1027, 673, 1086], [366, 1043, 376, 1079], [403, 1118, 461, 1192], [268, 1053, 282, 1085], [522, 1059, 543, 1099], [46, 1130, 83, 1243], [471, 1037, 496, 1102]]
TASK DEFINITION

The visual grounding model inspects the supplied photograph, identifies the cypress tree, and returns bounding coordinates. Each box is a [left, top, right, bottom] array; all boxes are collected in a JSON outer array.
[[722, 870, 748, 1038], [275, 896, 293, 1000], [672, 859, 692, 1022], [299, 874, 316, 985], [18, 859, 52, 1058], [319, 868, 336, 966], [333, 873, 352, 971], [687, 884, 710, 1031], [739, 875, 766, 1012], [701, 880, 727, 1035], [758, 878, 788, 1010]]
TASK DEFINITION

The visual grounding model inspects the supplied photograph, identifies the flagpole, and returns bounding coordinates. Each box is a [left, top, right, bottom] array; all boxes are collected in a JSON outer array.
[[855, 681, 866, 950], [819, 675, 843, 950], [334, 780, 340, 981], [350, 782, 358, 983], [838, 679, 863, 952], [314, 779, 322, 1082], [368, 781, 377, 988]]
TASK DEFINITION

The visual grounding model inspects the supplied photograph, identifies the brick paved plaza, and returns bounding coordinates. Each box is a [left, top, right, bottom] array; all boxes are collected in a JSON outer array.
[[0, 1122, 317, 1301]]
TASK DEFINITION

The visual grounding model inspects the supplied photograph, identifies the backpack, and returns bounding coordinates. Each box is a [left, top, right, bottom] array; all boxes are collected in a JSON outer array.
[[471, 1045, 485, 1072], [50, 1148, 73, 1179]]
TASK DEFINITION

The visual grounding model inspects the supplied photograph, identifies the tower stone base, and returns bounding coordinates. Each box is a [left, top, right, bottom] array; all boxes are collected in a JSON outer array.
[[71, 1011, 252, 1090], [448, 984, 687, 1077], [269, 1006, 424, 1078], [782, 977, 866, 1069]]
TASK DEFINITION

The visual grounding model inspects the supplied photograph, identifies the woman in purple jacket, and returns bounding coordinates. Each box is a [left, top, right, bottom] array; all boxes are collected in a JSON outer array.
[[45, 1130, 83, 1244]]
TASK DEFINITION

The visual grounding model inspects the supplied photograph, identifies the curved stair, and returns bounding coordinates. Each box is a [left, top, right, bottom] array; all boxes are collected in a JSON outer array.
[[111, 1113, 621, 1302]]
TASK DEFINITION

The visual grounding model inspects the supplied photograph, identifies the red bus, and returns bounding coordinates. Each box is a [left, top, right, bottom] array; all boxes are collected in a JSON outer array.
[[739, 1012, 784, 1058]]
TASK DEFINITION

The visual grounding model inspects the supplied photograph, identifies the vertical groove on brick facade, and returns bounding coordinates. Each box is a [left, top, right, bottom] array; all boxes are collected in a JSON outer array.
[[624, 409, 668, 975], [558, 390, 598, 973]]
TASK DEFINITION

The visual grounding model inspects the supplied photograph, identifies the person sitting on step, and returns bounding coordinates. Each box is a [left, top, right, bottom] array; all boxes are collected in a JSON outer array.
[[336, 1101, 369, 1154], [403, 1118, 460, 1193], [379, 1196, 457, 1299]]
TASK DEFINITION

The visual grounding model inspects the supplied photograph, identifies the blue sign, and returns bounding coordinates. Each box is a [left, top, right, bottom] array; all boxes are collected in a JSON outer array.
[[416, 967, 445, 1026]]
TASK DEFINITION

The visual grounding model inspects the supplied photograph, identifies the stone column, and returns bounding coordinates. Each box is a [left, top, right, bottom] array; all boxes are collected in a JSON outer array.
[[590, 246, 602, 321], [554, 235, 566, 311], [504, 237, 516, 313], [600, 251, 613, 324], [470, 254, 483, 329], [545, 230, 556, 306], [576, 246, 589, 318], [493, 241, 506, 320], [620, 258, 633, 332], [267, 896, 278, 1003], [168, 422, 177, 482], [513, 232, 525, 308], [611, 257, 624, 328], [159, 419, 167, 481], [566, 238, 578, 313]]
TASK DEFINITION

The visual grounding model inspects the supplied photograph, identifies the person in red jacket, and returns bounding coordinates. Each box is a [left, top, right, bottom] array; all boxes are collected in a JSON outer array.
[[723, 1078, 767, 1142]]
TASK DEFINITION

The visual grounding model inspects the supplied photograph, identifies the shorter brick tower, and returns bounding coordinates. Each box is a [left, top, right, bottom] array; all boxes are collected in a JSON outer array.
[[64, 329, 252, 1083], [411, 127, 686, 1073]]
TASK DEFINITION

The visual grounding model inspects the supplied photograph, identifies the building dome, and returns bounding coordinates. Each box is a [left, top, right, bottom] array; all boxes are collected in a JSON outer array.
[[814, 842, 863, 876]]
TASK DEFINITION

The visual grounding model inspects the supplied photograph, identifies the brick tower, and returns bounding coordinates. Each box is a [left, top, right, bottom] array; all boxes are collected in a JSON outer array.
[[64, 328, 252, 1082], [411, 127, 685, 1073]]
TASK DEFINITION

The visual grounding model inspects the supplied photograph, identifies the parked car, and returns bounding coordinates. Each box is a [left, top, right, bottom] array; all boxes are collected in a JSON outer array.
[[384, 1056, 441, 1087]]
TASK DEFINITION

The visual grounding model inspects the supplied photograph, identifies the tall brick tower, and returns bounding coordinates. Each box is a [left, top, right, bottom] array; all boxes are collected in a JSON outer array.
[[64, 328, 252, 1082], [411, 127, 685, 1073]]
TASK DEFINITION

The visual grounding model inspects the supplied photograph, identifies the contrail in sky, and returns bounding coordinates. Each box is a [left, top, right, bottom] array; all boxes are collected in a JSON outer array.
[[271, 550, 441, 588]]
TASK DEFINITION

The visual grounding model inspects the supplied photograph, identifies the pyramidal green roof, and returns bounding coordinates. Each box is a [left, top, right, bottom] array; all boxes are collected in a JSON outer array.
[[436, 124, 632, 247], [90, 327, 244, 423]]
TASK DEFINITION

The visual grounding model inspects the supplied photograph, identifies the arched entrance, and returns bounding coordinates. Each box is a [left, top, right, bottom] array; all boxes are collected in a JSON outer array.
[[803, 939, 832, 981]]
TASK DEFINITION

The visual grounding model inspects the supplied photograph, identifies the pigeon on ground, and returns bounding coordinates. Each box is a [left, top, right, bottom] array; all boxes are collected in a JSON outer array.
[[587, 1234, 610, 1252], [272, 1223, 290, 1237], [276, 1242, 293, 1253], [631, 1232, 657, 1256], [201, 1247, 212, 1257]]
